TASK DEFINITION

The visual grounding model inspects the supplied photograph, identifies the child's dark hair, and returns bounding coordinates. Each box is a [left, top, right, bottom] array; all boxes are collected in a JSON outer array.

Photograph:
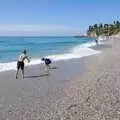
[[41, 57, 45, 61]]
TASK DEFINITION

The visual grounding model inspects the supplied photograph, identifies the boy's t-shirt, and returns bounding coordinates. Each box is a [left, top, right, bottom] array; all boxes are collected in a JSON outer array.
[[18, 53, 27, 62], [44, 58, 51, 65]]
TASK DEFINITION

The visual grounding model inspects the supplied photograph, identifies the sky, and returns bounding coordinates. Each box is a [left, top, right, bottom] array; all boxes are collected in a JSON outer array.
[[0, 0, 120, 36]]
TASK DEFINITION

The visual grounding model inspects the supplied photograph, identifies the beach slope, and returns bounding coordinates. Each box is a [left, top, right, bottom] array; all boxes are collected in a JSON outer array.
[[0, 39, 120, 119]]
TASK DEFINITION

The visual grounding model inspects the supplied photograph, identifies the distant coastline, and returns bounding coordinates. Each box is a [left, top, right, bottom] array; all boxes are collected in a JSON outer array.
[[73, 35, 88, 38]]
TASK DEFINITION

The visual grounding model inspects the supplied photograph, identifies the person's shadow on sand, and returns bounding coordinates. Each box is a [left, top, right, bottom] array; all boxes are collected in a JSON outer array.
[[24, 73, 49, 78], [49, 67, 58, 69], [24, 66, 58, 79]]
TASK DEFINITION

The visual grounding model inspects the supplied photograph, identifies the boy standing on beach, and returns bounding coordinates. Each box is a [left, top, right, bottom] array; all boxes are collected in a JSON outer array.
[[41, 57, 52, 74], [16, 50, 30, 79]]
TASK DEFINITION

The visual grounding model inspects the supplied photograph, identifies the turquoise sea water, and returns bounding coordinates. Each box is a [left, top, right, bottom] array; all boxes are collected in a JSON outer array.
[[0, 36, 100, 72], [0, 36, 95, 62]]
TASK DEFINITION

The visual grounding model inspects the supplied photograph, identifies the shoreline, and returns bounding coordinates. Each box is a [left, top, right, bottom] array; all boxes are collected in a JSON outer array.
[[0, 38, 116, 119], [47, 38, 120, 119], [0, 38, 99, 73]]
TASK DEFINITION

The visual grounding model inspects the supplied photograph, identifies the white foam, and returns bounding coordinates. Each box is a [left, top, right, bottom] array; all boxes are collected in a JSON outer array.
[[47, 42, 100, 62], [0, 59, 43, 72], [79, 41, 96, 48], [0, 61, 17, 72], [0, 41, 101, 72], [98, 36, 108, 41]]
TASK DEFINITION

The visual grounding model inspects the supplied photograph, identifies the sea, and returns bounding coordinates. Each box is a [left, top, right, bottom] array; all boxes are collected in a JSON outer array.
[[0, 36, 101, 72]]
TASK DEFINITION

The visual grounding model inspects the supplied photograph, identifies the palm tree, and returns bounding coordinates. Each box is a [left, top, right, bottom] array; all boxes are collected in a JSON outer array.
[[87, 20, 120, 37]]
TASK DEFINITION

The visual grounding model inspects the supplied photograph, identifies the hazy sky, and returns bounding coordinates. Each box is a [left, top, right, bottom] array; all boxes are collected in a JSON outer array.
[[0, 0, 119, 36]]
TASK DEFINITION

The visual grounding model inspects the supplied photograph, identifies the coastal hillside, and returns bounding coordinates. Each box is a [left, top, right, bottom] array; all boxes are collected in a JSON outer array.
[[110, 32, 120, 40], [87, 20, 120, 37]]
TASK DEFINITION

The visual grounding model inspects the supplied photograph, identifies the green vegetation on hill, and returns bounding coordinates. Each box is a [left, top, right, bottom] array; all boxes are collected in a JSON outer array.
[[87, 20, 120, 37]]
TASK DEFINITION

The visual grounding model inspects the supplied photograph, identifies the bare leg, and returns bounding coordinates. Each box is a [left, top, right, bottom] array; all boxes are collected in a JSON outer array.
[[45, 65, 50, 74], [22, 69, 24, 79], [16, 69, 19, 79], [97, 42, 98, 47]]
